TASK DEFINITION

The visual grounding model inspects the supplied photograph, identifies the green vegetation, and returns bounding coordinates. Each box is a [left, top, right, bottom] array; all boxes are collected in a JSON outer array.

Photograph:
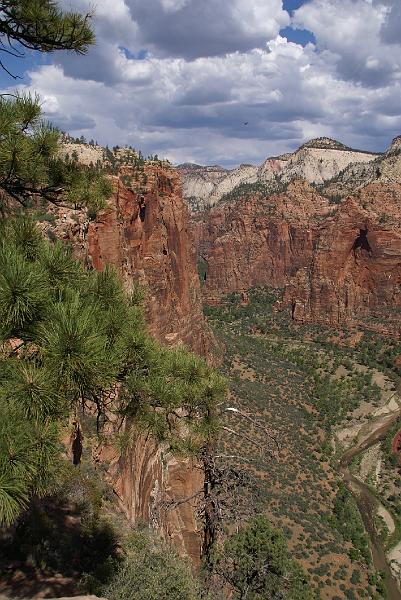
[[219, 181, 270, 204], [331, 484, 371, 564], [197, 257, 207, 286], [205, 288, 381, 429], [0, 217, 225, 525], [102, 528, 200, 600], [211, 516, 314, 599], [203, 287, 394, 597], [0, 94, 112, 214], [0, 464, 118, 588]]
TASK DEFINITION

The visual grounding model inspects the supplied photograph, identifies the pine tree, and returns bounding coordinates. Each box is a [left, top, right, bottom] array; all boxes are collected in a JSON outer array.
[[0, 217, 225, 525], [210, 515, 314, 600], [0, 0, 94, 78], [0, 93, 112, 213], [0, 0, 226, 532]]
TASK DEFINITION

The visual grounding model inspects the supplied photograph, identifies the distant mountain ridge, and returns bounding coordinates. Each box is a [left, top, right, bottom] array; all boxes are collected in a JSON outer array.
[[178, 136, 383, 212]]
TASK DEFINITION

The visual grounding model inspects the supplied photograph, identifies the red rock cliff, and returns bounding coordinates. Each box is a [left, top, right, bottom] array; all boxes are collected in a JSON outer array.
[[87, 166, 214, 357], [51, 164, 214, 562], [284, 183, 401, 332], [192, 180, 331, 303], [193, 179, 401, 334]]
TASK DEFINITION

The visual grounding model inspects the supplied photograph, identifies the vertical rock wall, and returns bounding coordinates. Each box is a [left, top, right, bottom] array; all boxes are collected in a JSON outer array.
[[53, 165, 215, 561], [87, 167, 215, 358]]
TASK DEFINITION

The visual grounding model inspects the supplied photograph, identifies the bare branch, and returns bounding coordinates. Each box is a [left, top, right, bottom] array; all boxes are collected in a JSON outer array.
[[159, 489, 204, 511]]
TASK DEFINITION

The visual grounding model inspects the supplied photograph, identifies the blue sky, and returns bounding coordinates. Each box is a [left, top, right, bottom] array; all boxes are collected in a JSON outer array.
[[3, 0, 401, 166]]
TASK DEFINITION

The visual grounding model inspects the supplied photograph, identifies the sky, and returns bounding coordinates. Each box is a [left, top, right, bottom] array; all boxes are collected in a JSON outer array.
[[2, 0, 401, 167]]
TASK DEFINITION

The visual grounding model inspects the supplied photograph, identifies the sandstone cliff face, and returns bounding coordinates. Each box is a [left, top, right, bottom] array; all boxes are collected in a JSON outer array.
[[49, 164, 213, 562], [180, 137, 379, 212], [320, 140, 401, 201], [106, 430, 203, 562], [87, 167, 214, 559], [193, 180, 331, 303], [55, 165, 214, 358], [193, 175, 401, 335], [285, 183, 401, 331], [88, 169, 214, 357]]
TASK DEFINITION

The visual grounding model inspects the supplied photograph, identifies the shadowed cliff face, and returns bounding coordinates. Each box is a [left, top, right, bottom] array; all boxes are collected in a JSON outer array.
[[193, 180, 401, 334]]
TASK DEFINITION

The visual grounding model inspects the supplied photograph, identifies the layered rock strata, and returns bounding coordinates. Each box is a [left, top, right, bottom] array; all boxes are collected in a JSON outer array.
[[284, 183, 401, 331], [193, 180, 332, 303], [180, 137, 379, 212]]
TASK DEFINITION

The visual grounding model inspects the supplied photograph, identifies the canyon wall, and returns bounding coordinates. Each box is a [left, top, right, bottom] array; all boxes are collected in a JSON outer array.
[[193, 178, 401, 334], [51, 164, 213, 561], [193, 180, 331, 303], [284, 183, 401, 332]]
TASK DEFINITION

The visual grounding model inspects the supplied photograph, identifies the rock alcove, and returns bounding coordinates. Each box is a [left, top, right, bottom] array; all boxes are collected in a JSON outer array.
[[352, 228, 372, 256]]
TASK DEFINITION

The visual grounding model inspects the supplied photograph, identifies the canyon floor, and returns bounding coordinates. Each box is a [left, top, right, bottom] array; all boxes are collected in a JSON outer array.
[[205, 287, 401, 600]]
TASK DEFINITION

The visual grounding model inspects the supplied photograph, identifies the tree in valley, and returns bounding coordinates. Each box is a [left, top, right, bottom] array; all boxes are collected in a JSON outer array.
[[210, 515, 313, 600]]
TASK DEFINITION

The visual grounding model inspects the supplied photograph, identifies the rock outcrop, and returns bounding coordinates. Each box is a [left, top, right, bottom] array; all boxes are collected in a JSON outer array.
[[180, 137, 379, 212], [47, 163, 214, 562], [52, 165, 215, 359], [87, 167, 214, 358], [193, 180, 331, 303], [320, 136, 401, 201], [106, 429, 203, 562], [284, 183, 401, 332]]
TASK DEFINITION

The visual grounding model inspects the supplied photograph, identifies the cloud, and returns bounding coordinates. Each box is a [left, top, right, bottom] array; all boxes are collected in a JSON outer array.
[[293, 0, 401, 86], [160, 0, 190, 13], [376, 0, 401, 44], [128, 0, 289, 59], [3, 0, 401, 166]]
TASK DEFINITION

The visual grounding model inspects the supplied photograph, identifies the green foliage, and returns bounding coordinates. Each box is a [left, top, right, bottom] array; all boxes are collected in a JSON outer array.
[[0, 217, 225, 526], [205, 288, 382, 429], [123, 343, 226, 453], [0, 0, 95, 66], [219, 181, 273, 205], [331, 484, 371, 565], [211, 516, 313, 599], [0, 94, 112, 213], [102, 528, 200, 600], [204, 286, 387, 596]]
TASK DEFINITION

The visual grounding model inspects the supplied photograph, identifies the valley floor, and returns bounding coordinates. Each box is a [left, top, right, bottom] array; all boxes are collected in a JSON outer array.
[[205, 288, 401, 600]]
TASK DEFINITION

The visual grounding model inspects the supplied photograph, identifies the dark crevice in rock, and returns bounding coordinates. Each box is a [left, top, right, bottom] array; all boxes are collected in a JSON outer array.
[[353, 228, 372, 255]]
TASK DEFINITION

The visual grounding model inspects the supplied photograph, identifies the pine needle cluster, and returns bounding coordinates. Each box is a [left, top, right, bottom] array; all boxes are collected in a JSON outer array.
[[0, 93, 112, 212], [0, 0, 94, 78], [0, 217, 225, 526]]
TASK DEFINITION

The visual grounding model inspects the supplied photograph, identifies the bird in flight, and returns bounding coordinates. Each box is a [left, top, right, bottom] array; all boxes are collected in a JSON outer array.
[[243, 121, 249, 125]]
